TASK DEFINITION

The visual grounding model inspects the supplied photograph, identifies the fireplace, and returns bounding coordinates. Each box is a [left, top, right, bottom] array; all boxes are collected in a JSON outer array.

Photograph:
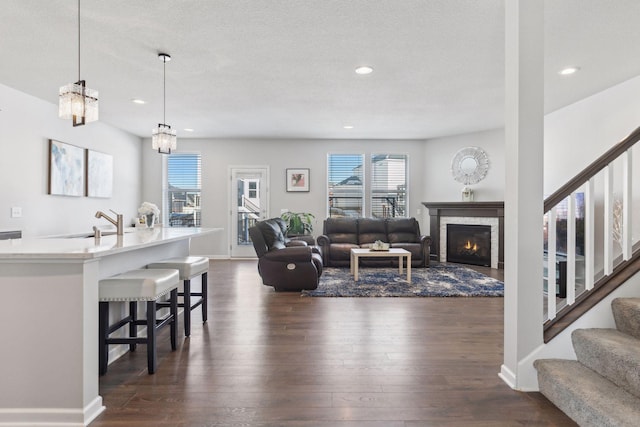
[[446, 224, 491, 267]]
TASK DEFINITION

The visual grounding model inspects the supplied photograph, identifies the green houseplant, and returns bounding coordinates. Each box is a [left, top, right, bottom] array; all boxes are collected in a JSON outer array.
[[280, 211, 315, 235]]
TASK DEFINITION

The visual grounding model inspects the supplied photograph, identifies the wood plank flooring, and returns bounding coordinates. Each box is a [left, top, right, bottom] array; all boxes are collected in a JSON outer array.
[[92, 260, 576, 426]]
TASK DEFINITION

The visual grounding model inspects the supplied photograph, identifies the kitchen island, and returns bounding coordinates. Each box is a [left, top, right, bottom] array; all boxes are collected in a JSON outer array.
[[0, 227, 218, 426]]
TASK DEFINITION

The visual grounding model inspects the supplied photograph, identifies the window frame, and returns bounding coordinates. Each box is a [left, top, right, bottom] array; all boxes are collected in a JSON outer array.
[[327, 152, 409, 218], [370, 153, 408, 218], [163, 152, 202, 228], [327, 153, 365, 218]]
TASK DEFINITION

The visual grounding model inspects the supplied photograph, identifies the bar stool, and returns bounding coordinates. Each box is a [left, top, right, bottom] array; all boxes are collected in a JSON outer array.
[[98, 268, 180, 375], [147, 256, 209, 337]]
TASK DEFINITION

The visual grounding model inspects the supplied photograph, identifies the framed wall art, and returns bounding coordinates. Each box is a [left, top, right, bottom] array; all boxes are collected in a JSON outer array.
[[86, 149, 113, 198], [48, 139, 85, 197], [286, 168, 310, 192]]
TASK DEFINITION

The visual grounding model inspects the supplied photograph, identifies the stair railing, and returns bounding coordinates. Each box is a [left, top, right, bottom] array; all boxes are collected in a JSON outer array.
[[543, 126, 640, 341]]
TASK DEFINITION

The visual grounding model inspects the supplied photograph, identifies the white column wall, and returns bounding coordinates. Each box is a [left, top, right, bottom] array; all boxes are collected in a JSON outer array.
[[500, 0, 545, 390]]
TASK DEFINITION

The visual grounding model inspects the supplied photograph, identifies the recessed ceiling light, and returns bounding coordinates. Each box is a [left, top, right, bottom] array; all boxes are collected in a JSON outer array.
[[559, 66, 580, 76], [131, 98, 146, 104], [343, 125, 354, 129], [355, 66, 373, 75], [183, 128, 194, 132]]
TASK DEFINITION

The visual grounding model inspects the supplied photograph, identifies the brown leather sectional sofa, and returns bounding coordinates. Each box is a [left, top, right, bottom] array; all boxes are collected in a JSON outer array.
[[317, 217, 431, 268]]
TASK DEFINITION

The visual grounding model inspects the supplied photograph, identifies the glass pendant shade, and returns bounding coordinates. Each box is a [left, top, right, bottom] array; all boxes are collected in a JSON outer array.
[[152, 53, 176, 154], [152, 123, 177, 154], [59, 80, 99, 126]]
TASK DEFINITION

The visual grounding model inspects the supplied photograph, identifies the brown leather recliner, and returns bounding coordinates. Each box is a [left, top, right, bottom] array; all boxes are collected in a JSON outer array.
[[249, 218, 323, 291]]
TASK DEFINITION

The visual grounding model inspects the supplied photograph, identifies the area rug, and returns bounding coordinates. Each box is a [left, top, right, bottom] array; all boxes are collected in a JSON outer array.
[[301, 263, 504, 297]]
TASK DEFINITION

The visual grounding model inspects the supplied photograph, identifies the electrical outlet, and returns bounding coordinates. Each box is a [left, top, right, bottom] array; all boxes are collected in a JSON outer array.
[[11, 207, 22, 218], [416, 208, 421, 215]]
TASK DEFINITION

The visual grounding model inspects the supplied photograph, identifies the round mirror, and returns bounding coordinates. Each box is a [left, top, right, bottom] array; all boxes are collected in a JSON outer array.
[[459, 157, 479, 173], [451, 147, 490, 185]]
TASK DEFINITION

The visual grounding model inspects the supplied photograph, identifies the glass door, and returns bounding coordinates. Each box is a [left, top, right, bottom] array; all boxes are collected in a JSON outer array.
[[230, 167, 269, 258]]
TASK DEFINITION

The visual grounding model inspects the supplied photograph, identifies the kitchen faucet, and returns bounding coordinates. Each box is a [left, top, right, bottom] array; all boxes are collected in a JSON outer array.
[[95, 209, 124, 235]]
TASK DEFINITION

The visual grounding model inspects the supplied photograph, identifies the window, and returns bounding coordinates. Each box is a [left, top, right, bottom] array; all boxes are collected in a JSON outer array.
[[371, 154, 407, 218], [248, 180, 258, 199], [327, 154, 364, 218], [166, 153, 201, 227], [327, 153, 408, 218]]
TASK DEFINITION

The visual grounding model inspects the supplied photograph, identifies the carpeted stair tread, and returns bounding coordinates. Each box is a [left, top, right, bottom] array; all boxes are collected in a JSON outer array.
[[612, 298, 640, 340], [572, 328, 640, 399], [534, 359, 640, 427]]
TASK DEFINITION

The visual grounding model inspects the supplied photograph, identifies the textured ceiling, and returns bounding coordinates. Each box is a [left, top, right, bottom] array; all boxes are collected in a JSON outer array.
[[1, 0, 639, 140]]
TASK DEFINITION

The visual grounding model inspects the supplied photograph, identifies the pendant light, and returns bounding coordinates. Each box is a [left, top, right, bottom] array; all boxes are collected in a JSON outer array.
[[59, 0, 98, 126], [151, 53, 177, 154]]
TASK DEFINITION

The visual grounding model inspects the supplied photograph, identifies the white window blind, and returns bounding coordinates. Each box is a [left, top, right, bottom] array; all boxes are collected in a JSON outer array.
[[371, 154, 407, 218], [327, 154, 364, 218], [167, 153, 201, 227]]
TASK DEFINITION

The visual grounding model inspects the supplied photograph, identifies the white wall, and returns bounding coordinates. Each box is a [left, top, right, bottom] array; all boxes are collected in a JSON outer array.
[[545, 75, 640, 272], [142, 138, 428, 257], [544, 75, 640, 194], [422, 128, 506, 204], [0, 84, 142, 237]]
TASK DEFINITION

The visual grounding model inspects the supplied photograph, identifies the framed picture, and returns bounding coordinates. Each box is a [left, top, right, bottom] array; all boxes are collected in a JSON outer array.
[[48, 139, 85, 196], [87, 150, 113, 198], [286, 168, 310, 192]]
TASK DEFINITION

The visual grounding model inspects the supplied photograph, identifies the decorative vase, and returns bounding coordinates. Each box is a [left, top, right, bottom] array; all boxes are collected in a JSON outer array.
[[461, 186, 474, 202], [145, 213, 155, 228]]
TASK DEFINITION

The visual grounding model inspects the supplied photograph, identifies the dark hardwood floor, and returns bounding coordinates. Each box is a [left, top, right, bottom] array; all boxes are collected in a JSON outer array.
[[93, 260, 576, 426]]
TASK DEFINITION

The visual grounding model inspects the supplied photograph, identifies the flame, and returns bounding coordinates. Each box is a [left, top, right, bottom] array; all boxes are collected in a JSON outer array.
[[464, 241, 478, 251]]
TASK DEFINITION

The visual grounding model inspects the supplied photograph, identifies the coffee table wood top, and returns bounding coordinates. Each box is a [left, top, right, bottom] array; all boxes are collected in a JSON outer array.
[[350, 248, 411, 282], [350, 248, 410, 256]]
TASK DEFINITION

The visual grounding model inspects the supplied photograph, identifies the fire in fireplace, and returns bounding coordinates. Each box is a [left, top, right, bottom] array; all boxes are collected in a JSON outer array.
[[446, 224, 491, 267]]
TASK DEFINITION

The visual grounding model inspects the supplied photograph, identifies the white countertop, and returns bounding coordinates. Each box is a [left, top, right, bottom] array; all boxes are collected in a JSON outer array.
[[0, 227, 219, 260]]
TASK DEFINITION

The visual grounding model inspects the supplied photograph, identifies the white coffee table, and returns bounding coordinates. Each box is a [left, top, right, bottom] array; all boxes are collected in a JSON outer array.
[[350, 248, 411, 283]]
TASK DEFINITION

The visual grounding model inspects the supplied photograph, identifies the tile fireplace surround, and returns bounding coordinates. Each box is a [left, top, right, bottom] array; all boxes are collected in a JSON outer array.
[[422, 201, 504, 269]]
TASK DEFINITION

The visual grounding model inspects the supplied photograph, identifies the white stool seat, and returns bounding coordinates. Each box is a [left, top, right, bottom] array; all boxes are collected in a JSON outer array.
[[147, 256, 209, 280], [98, 268, 180, 375], [146, 257, 209, 337], [99, 269, 180, 302]]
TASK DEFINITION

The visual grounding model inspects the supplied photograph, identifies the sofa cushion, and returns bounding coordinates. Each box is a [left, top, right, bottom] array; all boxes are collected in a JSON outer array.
[[257, 219, 286, 250], [324, 218, 358, 244], [387, 218, 419, 243], [358, 218, 387, 245]]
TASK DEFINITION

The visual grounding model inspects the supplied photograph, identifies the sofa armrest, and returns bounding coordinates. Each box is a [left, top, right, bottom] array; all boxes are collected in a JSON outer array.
[[285, 240, 307, 247], [263, 246, 312, 263], [316, 234, 330, 246], [420, 235, 432, 266], [287, 235, 316, 245]]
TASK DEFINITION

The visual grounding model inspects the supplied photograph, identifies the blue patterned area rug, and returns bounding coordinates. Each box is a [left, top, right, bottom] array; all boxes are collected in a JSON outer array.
[[301, 263, 504, 297]]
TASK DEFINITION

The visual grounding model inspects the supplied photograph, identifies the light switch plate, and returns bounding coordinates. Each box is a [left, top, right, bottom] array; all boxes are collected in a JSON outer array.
[[11, 207, 22, 218]]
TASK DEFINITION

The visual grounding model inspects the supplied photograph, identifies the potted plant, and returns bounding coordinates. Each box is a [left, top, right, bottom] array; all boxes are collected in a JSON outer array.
[[280, 211, 315, 236]]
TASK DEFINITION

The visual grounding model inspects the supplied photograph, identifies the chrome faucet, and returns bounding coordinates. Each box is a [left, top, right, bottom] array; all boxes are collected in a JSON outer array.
[[95, 209, 124, 235]]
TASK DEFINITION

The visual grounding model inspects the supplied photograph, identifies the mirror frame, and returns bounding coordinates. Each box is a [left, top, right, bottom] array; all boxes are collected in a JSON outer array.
[[450, 146, 490, 185]]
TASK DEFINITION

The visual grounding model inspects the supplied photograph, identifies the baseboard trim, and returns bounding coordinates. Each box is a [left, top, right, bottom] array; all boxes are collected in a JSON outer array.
[[499, 364, 517, 389], [0, 396, 104, 426]]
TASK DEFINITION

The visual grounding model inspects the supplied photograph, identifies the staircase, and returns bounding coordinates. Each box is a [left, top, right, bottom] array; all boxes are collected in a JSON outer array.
[[535, 298, 640, 426]]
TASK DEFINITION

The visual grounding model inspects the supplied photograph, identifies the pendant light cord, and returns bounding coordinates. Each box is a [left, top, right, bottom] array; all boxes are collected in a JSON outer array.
[[77, 0, 81, 81], [163, 57, 166, 124]]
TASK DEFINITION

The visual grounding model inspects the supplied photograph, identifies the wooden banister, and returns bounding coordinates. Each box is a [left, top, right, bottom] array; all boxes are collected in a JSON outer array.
[[544, 126, 640, 212], [542, 126, 640, 342]]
